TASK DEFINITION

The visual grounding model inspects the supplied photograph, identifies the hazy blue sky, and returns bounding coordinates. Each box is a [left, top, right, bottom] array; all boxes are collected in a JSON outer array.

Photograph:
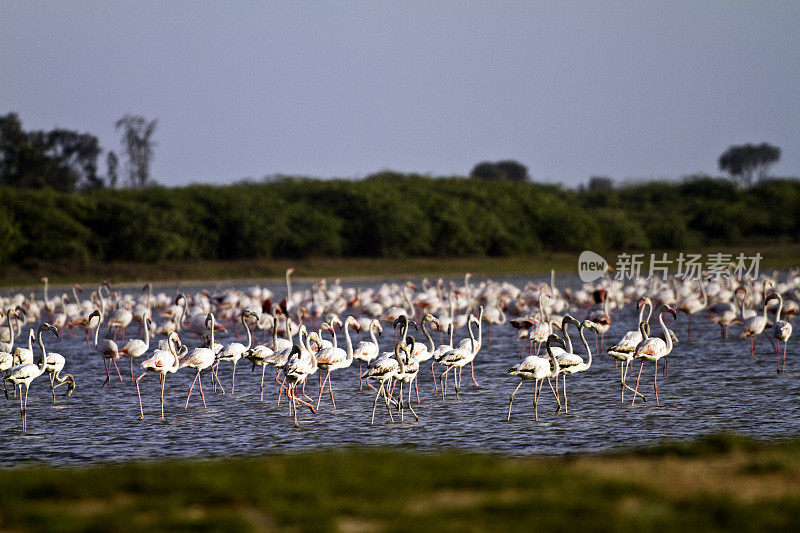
[[3, 1, 799, 187]]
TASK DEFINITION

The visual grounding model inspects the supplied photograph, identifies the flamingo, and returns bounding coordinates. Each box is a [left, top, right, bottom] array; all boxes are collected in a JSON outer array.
[[437, 314, 479, 400], [243, 315, 277, 401], [135, 331, 183, 420], [213, 311, 252, 395], [632, 305, 677, 406], [315, 316, 359, 410], [44, 348, 76, 403], [456, 305, 483, 387], [507, 334, 563, 422], [352, 318, 382, 390], [527, 294, 551, 357], [282, 344, 317, 427], [607, 298, 651, 402], [362, 340, 404, 425], [740, 281, 772, 357], [767, 292, 792, 373], [587, 289, 611, 353], [677, 278, 707, 339], [708, 287, 744, 339], [118, 313, 153, 380], [395, 337, 420, 421], [11, 328, 35, 365], [556, 318, 600, 413], [180, 315, 221, 409], [88, 309, 123, 387], [7, 323, 58, 431], [409, 313, 439, 399], [106, 300, 133, 342]]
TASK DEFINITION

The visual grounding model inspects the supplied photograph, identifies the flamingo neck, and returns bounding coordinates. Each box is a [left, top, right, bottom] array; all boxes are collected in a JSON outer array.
[[547, 341, 560, 377], [369, 320, 379, 346], [37, 329, 48, 374], [422, 318, 434, 352], [243, 317, 252, 351], [579, 324, 592, 368], [344, 321, 354, 359], [209, 315, 216, 348], [563, 323, 574, 354], [658, 311, 672, 352]]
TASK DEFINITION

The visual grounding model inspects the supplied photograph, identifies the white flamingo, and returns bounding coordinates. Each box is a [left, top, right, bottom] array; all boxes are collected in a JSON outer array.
[[437, 314, 479, 400], [282, 344, 317, 427], [607, 298, 651, 402], [135, 331, 183, 420], [361, 340, 405, 425], [44, 348, 76, 403], [556, 318, 600, 413], [352, 318, 382, 390], [180, 314, 223, 408], [7, 323, 58, 431], [118, 313, 153, 380], [213, 312, 252, 395], [88, 309, 123, 387], [315, 316, 359, 410], [768, 292, 792, 373], [631, 305, 677, 406], [740, 281, 772, 357], [507, 334, 563, 422]]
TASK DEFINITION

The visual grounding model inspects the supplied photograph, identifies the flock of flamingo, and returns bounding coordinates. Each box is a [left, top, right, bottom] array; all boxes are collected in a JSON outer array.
[[0, 268, 796, 431]]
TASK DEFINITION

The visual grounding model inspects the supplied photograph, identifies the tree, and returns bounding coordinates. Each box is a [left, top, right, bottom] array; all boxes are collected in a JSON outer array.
[[470, 160, 529, 181], [718, 143, 781, 187], [115, 114, 157, 188], [0, 112, 103, 192], [106, 151, 119, 188], [588, 176, 613, 191]]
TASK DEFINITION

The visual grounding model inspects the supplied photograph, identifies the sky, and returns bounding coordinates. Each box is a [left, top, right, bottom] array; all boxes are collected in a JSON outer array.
[[2, 1, 799, 187]]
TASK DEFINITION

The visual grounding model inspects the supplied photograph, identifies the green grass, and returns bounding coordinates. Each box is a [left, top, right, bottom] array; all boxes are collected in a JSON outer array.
[[3, 242, 800, 288], [2, 434, 800, 532]]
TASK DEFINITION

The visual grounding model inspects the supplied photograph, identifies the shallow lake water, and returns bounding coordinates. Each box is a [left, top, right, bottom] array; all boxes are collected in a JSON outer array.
[[1, 275, 797, 465]]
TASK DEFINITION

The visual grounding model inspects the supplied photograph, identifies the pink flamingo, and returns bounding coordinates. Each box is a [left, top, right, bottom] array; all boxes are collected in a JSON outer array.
[[632, 305, 677, 406]]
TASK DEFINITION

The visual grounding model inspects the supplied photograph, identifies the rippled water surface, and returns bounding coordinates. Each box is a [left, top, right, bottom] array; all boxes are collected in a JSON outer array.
[[2, 275, 797, 465]]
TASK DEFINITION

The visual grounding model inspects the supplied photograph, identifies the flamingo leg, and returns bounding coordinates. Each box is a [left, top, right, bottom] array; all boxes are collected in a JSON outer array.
[[292, 385, 299, 427], [316, 370, 331, 410], [470, 360, 479, 387], [231, 361, 237, 395], [547, 377, 561, 409], [135, 370, 149, 419], [160, 373, 166, 420], [654, 359, 659, 406], [130, 358, 134, 381], [260, 364, 267, 401], [562, 374, 568, 413], [198, 371, 207, 408], [533, 378, 540, 422], [431, 361, 438, 393], [185, 371, 199, 409], [631, 361, 645, 406], [384, 383, 395, 422], [370, 382, 383, 425], [507, 381, 524, 421], [112, 358, 123, 381]]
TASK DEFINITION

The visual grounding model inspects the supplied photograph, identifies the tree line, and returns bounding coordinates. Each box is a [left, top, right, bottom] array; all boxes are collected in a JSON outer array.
[[0, 112, 157, 192], [1, 172, 798, 265]]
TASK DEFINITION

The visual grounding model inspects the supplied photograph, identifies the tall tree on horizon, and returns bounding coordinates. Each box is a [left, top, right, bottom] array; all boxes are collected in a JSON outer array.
[[116, 114, 157, 188]]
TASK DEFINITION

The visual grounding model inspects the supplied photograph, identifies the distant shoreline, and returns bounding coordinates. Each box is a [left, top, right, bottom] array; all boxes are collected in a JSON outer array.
[[2, 243, 798, 289]]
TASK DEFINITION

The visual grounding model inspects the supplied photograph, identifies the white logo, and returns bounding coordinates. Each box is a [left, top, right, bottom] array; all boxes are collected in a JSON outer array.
[[578, 250, 609, 283]]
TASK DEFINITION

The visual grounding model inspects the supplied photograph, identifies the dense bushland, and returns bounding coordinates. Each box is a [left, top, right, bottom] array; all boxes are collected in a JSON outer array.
[[1, 173, 798, 264]]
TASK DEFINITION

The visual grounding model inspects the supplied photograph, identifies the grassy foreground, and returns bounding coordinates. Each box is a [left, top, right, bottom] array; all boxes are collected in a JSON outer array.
[[3, 243, 800, 288], [1, 434, 800, 532]]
